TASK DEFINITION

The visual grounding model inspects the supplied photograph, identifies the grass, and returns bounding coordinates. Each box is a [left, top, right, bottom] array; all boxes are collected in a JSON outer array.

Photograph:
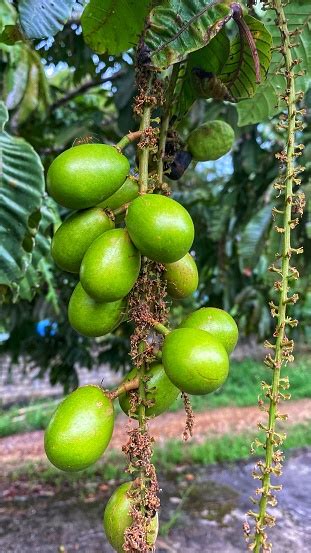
[[1, 356, 311, 438], [5, 422, 311, 486]]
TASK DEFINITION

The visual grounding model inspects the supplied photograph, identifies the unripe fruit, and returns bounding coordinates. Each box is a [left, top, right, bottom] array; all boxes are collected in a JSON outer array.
[[51, 208, 114, 273], [47, 144, 130, 209], [125, 194, 194, 263], [44, 385, 114, 471], [119, 363, 179, 417], [180, 307, 238, 354], [164, 253, 198, 299], [162, 328, 229, 395], [97, 177, 139, 210], [68, 283, 126, 337], [187, 120, 235, 161], [103, 482, 158, 553], [80, 228, 141, 302]]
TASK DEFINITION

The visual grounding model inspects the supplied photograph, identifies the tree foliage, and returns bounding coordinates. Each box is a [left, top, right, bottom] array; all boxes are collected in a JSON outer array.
[[0, 0, 310, 389]]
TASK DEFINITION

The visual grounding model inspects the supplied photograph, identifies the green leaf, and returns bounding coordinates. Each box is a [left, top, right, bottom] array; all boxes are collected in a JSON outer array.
[[0, 102, 45, 300], [238, 204, 272, 270], [18, 0, 76, 39], [19, 200, 57, 302], [145, 0, 233, 70], [0, 0, 16, 34], [0, 24, 23, 45], [81, 0, 151, 55], [219, 15, 272, 101], [237, 1, 311, 125], [3, 45, 29, 110], [173, 28, 230, 119]]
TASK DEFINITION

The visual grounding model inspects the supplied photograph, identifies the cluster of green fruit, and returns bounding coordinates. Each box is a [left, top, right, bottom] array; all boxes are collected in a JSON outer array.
[[45, 125, 237, 551], [48, 142, 201, 338], [44, 308, 237, 550]]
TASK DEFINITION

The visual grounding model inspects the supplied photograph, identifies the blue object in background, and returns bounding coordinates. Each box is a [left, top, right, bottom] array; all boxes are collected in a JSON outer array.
[[36, 319, 58, 337]]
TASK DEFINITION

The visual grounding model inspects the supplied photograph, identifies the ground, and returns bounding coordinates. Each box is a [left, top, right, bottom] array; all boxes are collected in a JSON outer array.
[[1, 400, 311, 552]]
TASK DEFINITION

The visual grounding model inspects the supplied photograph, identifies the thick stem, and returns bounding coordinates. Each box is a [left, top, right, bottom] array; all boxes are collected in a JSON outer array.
[[157, 63, 180, 183], [253, 2, 300, 550], [138, 77, 153, 194]]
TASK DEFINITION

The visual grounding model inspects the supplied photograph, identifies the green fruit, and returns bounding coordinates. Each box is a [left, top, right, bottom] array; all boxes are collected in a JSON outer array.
[[68, 283, 126, 337], [119, 363, 179, 418], [180, 307, 238, 354], [80, 228, 141, 302], [47, 144, 130, 209], [125, 194, 194, 263], [51, 208, 114, 273], [187, 120, 235, 161], [164, 253, 198, 299], [103, 482, 158, 553], [97, 177, 139, 210], [162, 328, 229, 395], [44, 385, 114, 472]]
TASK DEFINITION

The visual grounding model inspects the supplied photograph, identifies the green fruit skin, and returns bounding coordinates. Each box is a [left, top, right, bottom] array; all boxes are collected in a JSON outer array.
[[47, 144, 130, 209], [119, 363, 179, 417], [187, 120, 235, 161], [162, 328, 229, 395], [80, 228, 141, 302], [44, 385, 114, 472], [164, 253, 198, 299], [103, 482, 158, 553], [51, 208, 114, 273], [68, 282, 126, 337], [179, 307, 238, 354], [125, 194, 194, 263], [97, 177, 139, 210]]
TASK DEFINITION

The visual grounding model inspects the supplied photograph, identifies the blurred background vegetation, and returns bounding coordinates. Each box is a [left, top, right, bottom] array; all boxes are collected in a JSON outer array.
[[0, 0, 310, 391]]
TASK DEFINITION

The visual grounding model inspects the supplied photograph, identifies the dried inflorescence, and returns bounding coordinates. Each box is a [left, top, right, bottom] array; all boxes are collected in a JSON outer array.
[[246, 1, 306, 551]]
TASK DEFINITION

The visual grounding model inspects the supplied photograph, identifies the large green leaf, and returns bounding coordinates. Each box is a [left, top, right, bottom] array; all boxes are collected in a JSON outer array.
[[2, 45, 29, 110], [81, 0, 151, 55], [145, 0, 233, 70], [238, 204, 272, 270], [172, 28, 230, 119], [18, 0, 76, 39], [237, 1, 311, 125], [0, 102, 45, 300], [219, 15, 272, 101]]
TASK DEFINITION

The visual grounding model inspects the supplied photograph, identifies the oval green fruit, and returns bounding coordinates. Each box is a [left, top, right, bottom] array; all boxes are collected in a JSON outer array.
[[44, 385, 114, 472], [164, 253, 198, 299], [125, 194, 194, 263], [80, 228, 141, 302], [162, 328, 229, 395], [187, 120, 235, 161], [47, 144, 130, 209], [180, 307, 238, 354], [119, 363, 179, 418], [97, 177, 139, 210], [103, 482, 158, 553], [68, 283, 126, 337], [51, 208, 114, 273]]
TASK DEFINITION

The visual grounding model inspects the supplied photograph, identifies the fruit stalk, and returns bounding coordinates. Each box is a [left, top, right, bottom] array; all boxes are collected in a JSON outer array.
[[116, 130, 143, 151], [248, 1, 305, 550], [107, 376, 140, 400]]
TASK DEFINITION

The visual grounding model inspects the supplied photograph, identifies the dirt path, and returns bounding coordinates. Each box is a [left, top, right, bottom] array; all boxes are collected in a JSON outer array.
[[1, 399, 311, 467]]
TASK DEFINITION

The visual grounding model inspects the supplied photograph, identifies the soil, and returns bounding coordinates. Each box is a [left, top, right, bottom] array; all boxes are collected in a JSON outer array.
[[0, 448, 310, 552], [1, 399, 311, 467]]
